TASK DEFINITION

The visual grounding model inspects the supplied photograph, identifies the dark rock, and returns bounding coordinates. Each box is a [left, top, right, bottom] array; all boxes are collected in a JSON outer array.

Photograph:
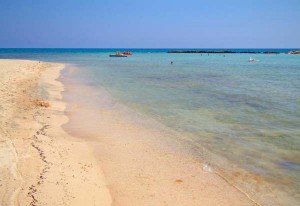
[[288, 50, 300, 54], [263, 51, 280, 54]]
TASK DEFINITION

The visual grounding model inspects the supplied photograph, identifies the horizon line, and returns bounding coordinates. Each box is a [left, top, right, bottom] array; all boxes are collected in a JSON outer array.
[[1, 47, 300, 49]]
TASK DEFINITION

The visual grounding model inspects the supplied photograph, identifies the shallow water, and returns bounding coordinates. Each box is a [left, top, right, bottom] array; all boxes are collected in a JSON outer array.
[[1, 48, 299, 204]]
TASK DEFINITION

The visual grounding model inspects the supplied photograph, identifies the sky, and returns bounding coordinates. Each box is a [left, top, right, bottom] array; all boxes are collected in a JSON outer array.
[[0, 0, 299, 48]]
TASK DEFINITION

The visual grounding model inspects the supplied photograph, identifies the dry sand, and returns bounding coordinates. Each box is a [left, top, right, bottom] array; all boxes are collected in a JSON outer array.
[[0, 59, 111, 206], [0, 59, 259, 206]]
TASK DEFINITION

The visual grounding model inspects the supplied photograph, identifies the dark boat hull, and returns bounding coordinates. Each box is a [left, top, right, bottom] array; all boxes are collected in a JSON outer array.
[[109, 55, 127, 57]]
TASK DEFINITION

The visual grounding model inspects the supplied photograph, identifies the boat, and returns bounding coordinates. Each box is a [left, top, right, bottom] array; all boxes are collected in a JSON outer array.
[[248, 57, 258, 62], [123, 51, 132, 55], [109, 51, 128, 57], [109, 54, 127, 57]]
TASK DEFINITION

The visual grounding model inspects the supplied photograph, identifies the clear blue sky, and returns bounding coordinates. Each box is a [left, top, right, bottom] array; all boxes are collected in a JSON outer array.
[[0, 0, 299, 48]]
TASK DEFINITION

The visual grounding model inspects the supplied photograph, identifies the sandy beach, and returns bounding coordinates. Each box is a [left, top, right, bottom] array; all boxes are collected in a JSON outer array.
[[0, 59, 261, 206], [0, 60, 111, 206]]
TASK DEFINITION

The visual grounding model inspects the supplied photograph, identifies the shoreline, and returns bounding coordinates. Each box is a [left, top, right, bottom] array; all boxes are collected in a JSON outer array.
[[61, 65, 263, 206]]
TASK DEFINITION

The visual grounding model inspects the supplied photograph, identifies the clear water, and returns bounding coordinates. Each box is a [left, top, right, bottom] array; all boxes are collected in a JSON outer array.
[[1, 48, 299, 204]]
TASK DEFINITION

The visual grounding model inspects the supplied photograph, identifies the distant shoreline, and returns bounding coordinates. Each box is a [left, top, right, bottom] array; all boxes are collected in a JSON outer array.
[[167, 50, 300, 54]]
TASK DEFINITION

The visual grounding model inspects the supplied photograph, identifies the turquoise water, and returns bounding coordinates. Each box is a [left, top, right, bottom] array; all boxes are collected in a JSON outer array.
[[1, 49, 299, 204]]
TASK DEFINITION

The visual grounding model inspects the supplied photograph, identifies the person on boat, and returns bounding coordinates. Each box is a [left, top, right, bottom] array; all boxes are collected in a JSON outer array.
[[249, 57, 257, 62]]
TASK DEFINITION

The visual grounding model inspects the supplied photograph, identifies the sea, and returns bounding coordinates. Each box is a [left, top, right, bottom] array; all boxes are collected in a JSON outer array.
[[0, 48, 299, 205]]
